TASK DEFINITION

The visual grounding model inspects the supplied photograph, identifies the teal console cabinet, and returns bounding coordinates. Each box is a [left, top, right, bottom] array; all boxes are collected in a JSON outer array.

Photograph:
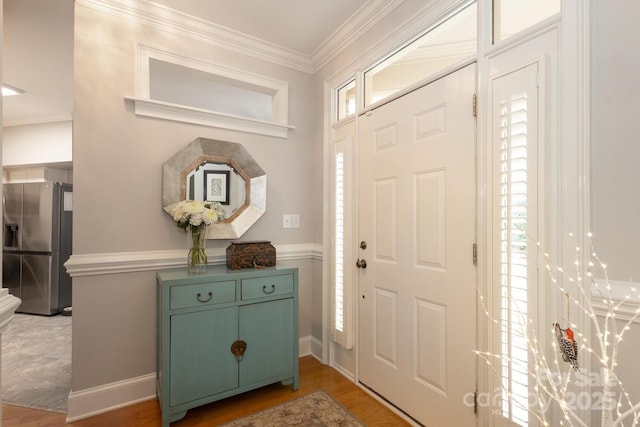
[[157, 265, 299, 426]]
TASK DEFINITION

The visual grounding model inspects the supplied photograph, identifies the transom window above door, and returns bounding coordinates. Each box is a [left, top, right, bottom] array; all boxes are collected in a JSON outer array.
[[363, 1, 477, 108], [493, 0, 560, 43], [336, 79, 356, 121]]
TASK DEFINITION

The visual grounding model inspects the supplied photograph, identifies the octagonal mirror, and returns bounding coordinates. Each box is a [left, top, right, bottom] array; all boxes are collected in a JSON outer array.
[[163, 138, 266, 239]]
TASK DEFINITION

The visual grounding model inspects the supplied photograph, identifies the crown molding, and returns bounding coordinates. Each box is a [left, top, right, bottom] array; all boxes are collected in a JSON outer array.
[[3, 114, 73, 128], [77, 0, 403, 75], [77, 0, 313, 73], [311, 0, 405, 72]]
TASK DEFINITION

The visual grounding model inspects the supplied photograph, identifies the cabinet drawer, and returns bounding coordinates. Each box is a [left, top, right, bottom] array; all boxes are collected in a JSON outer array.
[[170, 281, 236, 309], [241, 274, 294, 300]]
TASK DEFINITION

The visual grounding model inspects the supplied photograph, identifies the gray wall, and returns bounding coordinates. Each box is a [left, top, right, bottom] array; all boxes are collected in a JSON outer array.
[[591, 0, 640, 281], [72, 4, 319, 391], [591, 0, 640, 422]]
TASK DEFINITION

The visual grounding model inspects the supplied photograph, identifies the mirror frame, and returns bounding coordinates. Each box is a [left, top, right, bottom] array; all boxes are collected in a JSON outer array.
[[163, 138, 266, 239]]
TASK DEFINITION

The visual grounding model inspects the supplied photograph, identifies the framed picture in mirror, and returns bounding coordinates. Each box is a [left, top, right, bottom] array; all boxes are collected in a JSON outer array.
[[204, 170, 230, 205]]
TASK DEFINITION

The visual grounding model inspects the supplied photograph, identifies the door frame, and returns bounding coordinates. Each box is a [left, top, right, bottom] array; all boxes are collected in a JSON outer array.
[[321, 3, 591, 427]]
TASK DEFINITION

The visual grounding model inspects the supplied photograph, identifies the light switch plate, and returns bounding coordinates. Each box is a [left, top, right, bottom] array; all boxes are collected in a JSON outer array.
[[283, 214, 300, 228]]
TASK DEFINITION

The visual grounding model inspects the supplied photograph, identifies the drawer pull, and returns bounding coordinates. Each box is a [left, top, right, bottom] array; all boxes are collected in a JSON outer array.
[[231, 340, 247, 361], [196, 292, 213, 303], [262, 284, 276, 294]]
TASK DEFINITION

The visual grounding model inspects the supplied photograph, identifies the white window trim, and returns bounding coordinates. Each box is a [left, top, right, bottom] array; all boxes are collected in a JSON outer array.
[[126, 44, 294, 138]]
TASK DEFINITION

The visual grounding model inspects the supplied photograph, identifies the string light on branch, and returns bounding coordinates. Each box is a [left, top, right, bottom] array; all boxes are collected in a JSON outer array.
[[476, 231, 640, 427]]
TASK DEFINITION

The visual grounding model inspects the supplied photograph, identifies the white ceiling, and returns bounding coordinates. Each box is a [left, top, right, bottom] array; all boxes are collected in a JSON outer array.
[[2, 0, 369, 126], [3, 0, 74, 126]]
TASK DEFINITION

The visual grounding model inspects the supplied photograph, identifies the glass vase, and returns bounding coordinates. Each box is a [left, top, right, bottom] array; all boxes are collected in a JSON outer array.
[[188, 225, 207, 274]]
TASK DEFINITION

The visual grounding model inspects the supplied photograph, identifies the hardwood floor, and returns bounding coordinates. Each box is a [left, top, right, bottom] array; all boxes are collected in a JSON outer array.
[[2, 356, 410, 426]]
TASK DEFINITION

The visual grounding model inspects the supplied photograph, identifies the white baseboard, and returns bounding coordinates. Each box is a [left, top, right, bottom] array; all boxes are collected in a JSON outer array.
[[298, 335, 323, 359], [66, 336, 323, 422], [66, 373, 156, 422], [310, 336, 323, 360], [299, 335, 312, 356]]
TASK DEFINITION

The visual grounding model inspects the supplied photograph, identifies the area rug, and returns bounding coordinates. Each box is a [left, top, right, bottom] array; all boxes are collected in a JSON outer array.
[[1, 313, 71, 413], [221, 389, 365, 426]]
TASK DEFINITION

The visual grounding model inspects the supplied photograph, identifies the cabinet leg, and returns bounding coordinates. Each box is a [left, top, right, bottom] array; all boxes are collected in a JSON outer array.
[[281, 376, 299, 390], [169, 410, 187, 424]]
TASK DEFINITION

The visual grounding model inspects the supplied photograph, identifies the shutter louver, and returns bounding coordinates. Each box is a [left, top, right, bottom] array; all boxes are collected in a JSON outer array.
[[500, 93, 530, 426], [335, 152, 345, 333], [332, 131, 354, 350]]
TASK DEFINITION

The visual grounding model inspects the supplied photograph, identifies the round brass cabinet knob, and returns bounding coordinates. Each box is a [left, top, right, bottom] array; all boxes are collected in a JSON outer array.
[[231, 340, 247, 361]]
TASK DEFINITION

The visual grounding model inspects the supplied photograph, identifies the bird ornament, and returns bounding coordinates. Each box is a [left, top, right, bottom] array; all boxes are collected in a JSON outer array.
[[554, 323, 579, 371]]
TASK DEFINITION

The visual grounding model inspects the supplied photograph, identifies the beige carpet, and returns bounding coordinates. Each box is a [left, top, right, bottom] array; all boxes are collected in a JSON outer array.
[[1, 313, 71, 413], [221, 389, 365, 426]]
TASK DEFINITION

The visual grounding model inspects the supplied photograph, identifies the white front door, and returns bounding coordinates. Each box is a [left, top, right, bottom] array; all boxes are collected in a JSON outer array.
[[357, 64, 477, 426]]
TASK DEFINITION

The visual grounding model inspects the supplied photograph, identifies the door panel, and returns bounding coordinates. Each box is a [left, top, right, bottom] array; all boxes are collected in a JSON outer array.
[[2, 254, 22, 298], [20, 253, 55, 315], [22, 182, 54, 252], [358, 64, 477, 426], [170, 307, 238, 406], [3, 184, 23, 251], [239, 298, 294, 387]]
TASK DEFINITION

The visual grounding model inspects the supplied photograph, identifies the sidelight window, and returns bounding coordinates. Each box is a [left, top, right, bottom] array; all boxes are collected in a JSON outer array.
[[492, 62, 539, 427], [499, 92, 530, 425], [331, 123, 355, 349]]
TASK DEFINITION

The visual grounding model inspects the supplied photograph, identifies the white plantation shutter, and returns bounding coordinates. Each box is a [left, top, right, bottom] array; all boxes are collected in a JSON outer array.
[[335, 152, 346, 333], [500, 93, 530, 426], [332, 126, 355, 349], [493, 63, 539, 427]]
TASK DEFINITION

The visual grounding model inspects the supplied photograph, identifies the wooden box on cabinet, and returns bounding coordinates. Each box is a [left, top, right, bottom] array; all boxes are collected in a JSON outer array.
[[226, 240, 276, 270], [156, 265, 299, 427]]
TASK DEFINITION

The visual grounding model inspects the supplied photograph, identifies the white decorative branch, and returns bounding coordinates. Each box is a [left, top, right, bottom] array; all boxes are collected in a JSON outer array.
[[477, 233, 640, 426]]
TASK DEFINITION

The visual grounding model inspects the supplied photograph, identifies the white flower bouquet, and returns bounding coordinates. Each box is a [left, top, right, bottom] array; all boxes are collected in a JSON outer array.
[[171, 200, 225, 273], [171, 200, 226, 230]]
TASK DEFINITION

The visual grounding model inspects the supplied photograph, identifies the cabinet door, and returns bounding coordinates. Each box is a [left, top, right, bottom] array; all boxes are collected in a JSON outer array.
[[170, 307, 238, 406], [239, 298, 294, 387]]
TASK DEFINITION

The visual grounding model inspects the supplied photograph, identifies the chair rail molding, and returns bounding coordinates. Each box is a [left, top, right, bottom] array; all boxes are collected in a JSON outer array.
[[65, 243, 322, 277], [591, 280, 640, 323]]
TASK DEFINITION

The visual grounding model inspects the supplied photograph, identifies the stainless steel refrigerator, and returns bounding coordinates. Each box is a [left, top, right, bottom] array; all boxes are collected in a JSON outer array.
[[2, 182, 73, 315]]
